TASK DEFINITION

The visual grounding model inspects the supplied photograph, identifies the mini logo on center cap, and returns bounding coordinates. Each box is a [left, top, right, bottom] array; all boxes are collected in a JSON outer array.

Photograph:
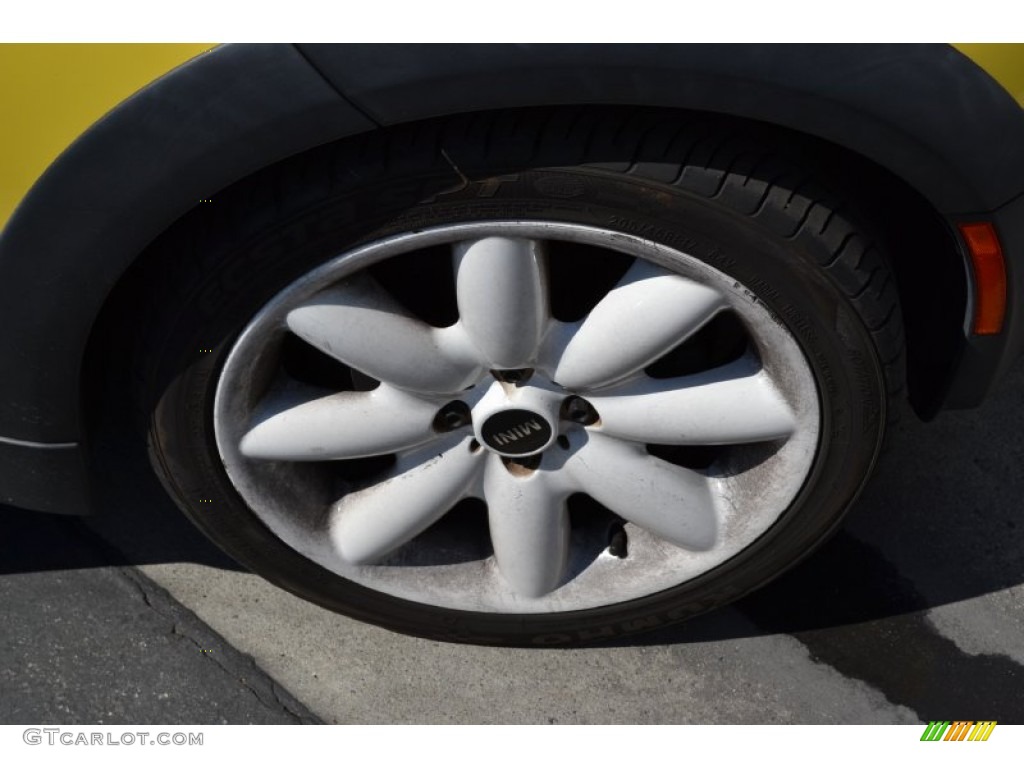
[[481, 409, 553, 456], [492, 420, 542, 446]]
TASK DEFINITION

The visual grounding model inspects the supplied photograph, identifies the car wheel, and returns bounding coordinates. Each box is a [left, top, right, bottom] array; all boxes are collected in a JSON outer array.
[[137, 109, 902, 645]]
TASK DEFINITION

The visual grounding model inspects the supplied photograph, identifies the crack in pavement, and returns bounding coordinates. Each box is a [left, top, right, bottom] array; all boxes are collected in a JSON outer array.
[[117, 563, 321, 724]]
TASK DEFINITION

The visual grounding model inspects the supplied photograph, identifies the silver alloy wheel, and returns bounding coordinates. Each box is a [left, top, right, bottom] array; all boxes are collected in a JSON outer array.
[[213, 221, 820, 613]]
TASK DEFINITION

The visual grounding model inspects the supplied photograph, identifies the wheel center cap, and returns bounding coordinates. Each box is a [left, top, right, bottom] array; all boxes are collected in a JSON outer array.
[[480, 409, 553, 456]]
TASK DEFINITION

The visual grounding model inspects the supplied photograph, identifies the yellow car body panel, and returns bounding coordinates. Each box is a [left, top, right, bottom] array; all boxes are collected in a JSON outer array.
[[955, 43, 1024, 107], [0, 43, 212, 229]]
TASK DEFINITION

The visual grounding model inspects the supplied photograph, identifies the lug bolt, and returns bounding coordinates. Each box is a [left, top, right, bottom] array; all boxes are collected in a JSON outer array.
[[493, 368, 533, 385], [433, 400, 472, 432], [562, 396, 599, 425], [608, 522, 628, 558], [503, 453, 542, 475], [517, 453, 542, 470]]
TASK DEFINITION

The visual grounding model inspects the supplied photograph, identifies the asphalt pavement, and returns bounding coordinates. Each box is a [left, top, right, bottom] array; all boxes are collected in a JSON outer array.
[[2, 356, 1022, 724]]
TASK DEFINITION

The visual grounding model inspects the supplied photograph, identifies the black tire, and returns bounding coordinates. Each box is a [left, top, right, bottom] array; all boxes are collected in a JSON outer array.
[[129, 108, 903, 646]]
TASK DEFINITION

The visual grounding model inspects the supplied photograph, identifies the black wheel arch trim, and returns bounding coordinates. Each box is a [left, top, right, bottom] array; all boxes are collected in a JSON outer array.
[[0, 44, 375, 446], [1, 42, 1022, 514], [302, 42, 1024, 213]]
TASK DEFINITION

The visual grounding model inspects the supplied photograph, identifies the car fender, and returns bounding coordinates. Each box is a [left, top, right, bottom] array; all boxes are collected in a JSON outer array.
[[1, 42, 1022, 514]]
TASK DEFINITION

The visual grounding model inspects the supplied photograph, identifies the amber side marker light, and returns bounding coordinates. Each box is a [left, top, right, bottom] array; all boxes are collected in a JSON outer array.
[[959, 222, 1007, 335]]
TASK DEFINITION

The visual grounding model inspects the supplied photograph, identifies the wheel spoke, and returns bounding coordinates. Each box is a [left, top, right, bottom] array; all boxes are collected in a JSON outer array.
[[484, 456, 570, 598], [286, 274, 483, 394], [565, 432, 717, 550], [328, 436, 484, 564], [553, 260, 724, 391], [589, 360, 797, 445], [239, 384, 446, 461], [455, 236, 549, 368]]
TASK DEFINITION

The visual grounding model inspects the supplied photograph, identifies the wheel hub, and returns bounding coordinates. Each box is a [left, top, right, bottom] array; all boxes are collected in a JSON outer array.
[[479, 409, 552, 456], [471, 380, 562, 457]]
